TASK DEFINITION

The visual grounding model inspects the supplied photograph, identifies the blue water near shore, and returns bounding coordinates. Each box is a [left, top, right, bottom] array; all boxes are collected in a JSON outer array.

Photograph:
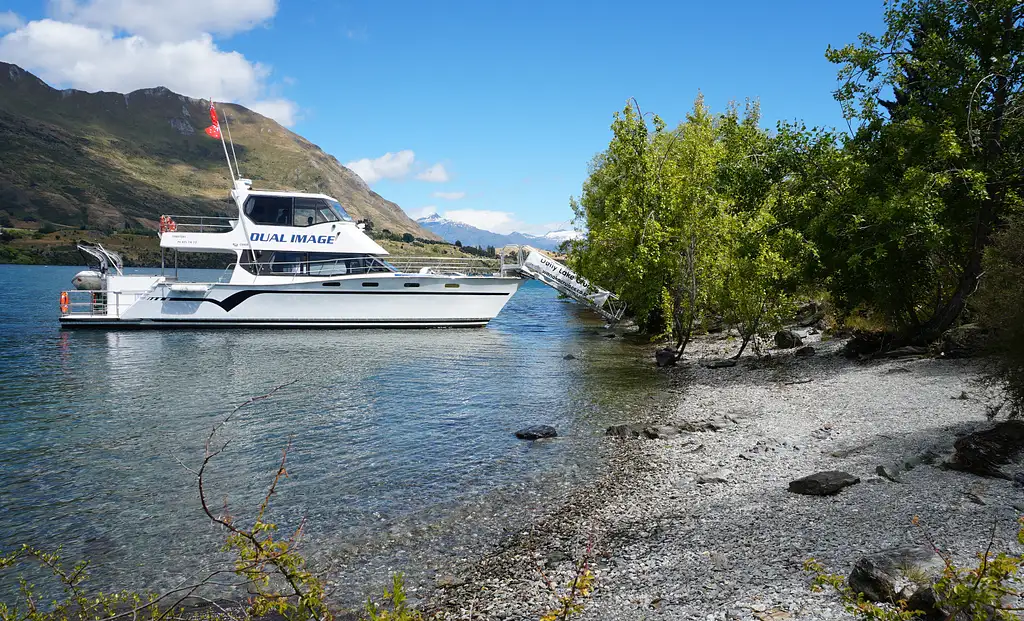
[[0, 264, 663, 603]]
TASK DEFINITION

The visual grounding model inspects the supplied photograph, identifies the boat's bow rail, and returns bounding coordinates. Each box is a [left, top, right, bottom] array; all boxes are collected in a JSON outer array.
[[160, 214, 236, 233], [386, 256, 500, 276]]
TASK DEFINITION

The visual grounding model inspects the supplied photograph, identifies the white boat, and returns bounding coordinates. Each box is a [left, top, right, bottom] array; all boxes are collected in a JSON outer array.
[[59, 179, 523, 329]]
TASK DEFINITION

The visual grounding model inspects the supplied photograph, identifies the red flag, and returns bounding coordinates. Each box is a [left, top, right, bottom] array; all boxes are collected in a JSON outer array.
[[204, 102, 221, 139]]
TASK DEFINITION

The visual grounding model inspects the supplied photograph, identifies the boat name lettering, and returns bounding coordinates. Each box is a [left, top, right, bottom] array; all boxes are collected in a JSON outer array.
[[248, 233, 336, 244], [537, 256, 590, 288]]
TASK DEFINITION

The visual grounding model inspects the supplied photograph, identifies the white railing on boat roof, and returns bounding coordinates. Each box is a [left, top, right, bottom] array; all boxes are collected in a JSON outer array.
[[161, 215, 236, 233]]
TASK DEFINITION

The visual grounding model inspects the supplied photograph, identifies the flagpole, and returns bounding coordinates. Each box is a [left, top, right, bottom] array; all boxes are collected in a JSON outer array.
[[222, 108, 241, 178], [212, 100, 236, 181]]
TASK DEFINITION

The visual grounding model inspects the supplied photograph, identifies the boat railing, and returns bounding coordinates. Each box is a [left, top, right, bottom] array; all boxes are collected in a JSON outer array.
[[236, 255, 501, 279], [387, 256, 500, 276], [60, 289, 151, 317], [162, 215, 236, 233]]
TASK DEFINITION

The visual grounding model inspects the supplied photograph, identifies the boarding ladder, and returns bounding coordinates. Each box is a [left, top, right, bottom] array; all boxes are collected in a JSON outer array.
[[500, 246, 625, 324]]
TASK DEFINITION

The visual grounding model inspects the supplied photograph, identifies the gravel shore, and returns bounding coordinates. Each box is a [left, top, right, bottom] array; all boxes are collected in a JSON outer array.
[[429, 332, 1023, 620]]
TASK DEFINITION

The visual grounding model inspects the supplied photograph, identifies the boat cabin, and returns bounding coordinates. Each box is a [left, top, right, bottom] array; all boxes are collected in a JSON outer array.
[[158, 181, 392, 279]]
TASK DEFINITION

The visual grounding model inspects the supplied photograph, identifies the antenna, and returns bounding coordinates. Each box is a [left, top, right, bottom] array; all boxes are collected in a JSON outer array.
[[211, 99, 236, 181], [222, 108, 241, 178]]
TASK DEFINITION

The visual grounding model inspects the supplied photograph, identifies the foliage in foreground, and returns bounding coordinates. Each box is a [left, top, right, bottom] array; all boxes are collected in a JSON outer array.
[[806, 516, 1024, 620]]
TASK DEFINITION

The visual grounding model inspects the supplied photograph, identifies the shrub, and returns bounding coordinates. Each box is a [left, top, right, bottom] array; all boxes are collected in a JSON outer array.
[[976, 216, 1024, 417], [806, 516, 1024, 620]]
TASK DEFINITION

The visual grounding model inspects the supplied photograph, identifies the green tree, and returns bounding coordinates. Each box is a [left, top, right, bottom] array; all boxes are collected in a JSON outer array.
[[571, 97, 811, 358], [823, 0, 1024, 339]]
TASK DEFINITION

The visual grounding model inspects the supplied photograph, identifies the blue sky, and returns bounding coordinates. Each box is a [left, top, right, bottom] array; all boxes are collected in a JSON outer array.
[[0, 1, 885, 235]]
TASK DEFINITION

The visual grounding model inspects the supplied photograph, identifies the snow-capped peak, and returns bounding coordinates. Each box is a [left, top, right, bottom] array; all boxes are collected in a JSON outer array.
[[417, 213, 445, 223]]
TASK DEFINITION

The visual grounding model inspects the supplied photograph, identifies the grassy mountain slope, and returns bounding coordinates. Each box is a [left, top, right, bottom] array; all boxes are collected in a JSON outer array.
[[0, 62, 436, 239]]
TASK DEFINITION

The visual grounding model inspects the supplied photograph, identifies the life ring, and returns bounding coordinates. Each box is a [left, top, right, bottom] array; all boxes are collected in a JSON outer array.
[[60, 291, 69, 314], [168, 218, 177, 232], [159, 215, 167, 233]]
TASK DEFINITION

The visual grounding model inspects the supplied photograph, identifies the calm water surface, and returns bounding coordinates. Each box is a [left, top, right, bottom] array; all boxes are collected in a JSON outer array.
[[0, 264, 662, 603]]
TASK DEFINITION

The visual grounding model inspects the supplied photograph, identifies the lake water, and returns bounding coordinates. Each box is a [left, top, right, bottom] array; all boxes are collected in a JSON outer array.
[[0, 264, 663, 605]]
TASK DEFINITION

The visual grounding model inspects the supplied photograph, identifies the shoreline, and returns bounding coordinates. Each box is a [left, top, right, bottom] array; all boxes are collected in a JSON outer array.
[[425, 332, 1022, 620]]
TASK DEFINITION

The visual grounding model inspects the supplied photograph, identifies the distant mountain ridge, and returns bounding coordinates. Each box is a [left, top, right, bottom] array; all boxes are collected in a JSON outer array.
[[0, 62, 437, 240], [416, 213, 581, 252]]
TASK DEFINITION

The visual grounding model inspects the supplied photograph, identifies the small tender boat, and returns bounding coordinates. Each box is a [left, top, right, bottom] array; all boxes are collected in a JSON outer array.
[[59, 179, 522, 329]]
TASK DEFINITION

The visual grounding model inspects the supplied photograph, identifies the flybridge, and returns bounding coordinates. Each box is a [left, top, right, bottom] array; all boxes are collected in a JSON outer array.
[[500, 246, 625, 324]]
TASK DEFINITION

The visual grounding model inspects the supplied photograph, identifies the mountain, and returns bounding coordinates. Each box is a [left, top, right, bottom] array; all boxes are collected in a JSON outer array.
[[0, 62, 437, 240], [416, 214, 582, 252]]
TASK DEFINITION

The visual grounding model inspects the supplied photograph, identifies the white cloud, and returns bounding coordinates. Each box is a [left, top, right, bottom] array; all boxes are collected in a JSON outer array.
[[50, 0, 278, 42], [0, 18, 299, 126], [407, 206, 439, 220], [424, 208, 573, 236], [0, 11, 24, 31], [247, 98, 298, 127], [444, 209, 515, 232], [432, 191, 465, 200], [416, 163, 449, 183], [345, 150, 416, 185]]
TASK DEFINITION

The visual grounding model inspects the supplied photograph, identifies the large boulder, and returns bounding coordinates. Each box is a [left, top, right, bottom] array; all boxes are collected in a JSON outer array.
[[848, 545, 946, 606], [948, 421, 1024, 478], [514, 425, 557, 440], [788, 471, 860, 496], [775, 329, 803, 349]]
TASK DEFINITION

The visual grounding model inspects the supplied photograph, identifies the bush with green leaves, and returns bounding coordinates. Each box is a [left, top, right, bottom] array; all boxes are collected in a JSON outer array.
[[806, 516, 1024, 620]]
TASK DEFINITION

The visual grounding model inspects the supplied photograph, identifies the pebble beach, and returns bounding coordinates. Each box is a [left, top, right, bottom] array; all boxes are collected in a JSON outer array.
[[429, 332, 1023, 620]]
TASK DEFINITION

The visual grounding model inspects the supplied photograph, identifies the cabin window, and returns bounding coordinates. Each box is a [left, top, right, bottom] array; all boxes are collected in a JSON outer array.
[[269, 251, 305, 274], [293, 198, 338, 227], [322, 281, 341, 287], [362, 282, 379, 287], [244, 196, 294, 226], [403, 282, 420, 288], [328, 200, 354, 222]]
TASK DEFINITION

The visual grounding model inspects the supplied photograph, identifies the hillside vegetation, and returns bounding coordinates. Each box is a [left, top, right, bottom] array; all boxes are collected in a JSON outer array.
[[0, 62, 435, 240]]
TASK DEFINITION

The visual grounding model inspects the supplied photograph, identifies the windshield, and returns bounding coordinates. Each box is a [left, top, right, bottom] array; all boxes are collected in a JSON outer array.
[[328, 200, 354, 222]]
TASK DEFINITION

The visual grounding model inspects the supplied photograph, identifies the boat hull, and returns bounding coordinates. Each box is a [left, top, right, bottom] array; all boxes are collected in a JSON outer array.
[[59, 275, 522, 329]]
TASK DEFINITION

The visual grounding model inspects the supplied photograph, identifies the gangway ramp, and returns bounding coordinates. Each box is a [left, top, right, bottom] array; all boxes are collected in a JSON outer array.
[[500, 246, 625, 324]]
